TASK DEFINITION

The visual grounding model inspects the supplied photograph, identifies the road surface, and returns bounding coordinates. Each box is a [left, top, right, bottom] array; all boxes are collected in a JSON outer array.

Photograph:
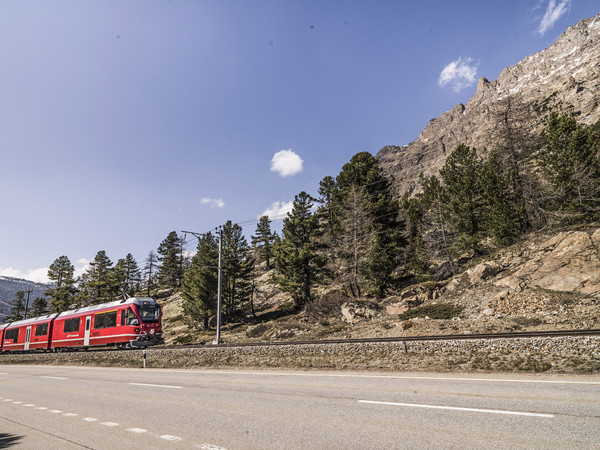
[[1, 365, 599, 448]]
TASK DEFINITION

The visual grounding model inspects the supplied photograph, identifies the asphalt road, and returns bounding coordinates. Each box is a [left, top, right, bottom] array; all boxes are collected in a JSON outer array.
[[1, 365, 599, 449]]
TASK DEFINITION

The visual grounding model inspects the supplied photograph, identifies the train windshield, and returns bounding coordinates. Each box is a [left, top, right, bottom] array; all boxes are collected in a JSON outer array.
[[137, 305, 160, 323]]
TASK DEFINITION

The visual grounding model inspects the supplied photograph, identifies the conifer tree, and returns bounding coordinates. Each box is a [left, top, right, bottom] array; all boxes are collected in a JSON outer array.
[[30, 297, 49, 317], [538, 112, 600, 219], [480, 151, 522, 245], [251, 216, 276, 271], [333, 152, 405, 295], [6, 291, 26, 322], [45, 256, 77, 313], [419, 173, 456, 276], [273, 192, 326, 307], [78, 251, 116, 305], [113, 253, 142, 298], [221, 220, 254, 321], [157, 231, 183, 291], [143, 250, 159, 297], [337, 185, 374, 297], [439, 144, 483, 255], [182, 232, 218, 329]]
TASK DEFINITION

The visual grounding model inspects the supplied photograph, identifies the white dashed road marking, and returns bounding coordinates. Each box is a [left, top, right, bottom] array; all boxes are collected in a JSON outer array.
[[37, 407, 48, 410], [358, 400, 555, 418], [129, 382, 183, 389], [101, 422, 119, 427], [48, 409, 63, 414], [160, 435, 183, 442], [12, 401, 22, 404], [83, 417, 98, 422], [197, 445, 228, 449], [24, 404, 34, 407], [3, 399, 13, 402], [63, 413, 78, 417], [40, 376, 68, 380], [127, 428, 148, 434]]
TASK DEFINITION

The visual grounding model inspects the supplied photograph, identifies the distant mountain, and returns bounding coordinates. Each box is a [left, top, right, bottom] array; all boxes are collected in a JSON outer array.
[[377, 13, 600, 195], [0, 276, 52, 322]]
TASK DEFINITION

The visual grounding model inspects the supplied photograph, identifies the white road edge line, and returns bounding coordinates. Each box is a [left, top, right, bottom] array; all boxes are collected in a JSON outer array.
[[129, 382, 183, 389], [40, 376, 68, 380], [358, 400, 555, 418], [180, 370, 600, 385]]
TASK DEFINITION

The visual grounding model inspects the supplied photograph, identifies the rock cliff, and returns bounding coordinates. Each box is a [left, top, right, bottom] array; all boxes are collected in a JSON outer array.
[[377, 14, 600, 195]]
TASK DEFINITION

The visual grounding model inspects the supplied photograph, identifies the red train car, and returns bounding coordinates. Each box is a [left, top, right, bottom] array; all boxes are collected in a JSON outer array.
[[1, 314, 58, 352], [1, 297, 163, 352], [50, 297, 163, 350], [0, 323, 9, 351]]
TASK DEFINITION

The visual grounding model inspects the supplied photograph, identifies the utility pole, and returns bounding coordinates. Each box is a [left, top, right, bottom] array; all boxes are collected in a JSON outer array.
[[24, 289, 31, 320], [182, 228, 224, 345], [214, 226, 224, 345]]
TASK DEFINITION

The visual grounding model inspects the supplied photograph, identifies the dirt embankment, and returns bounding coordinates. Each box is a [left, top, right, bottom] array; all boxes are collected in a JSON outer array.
[[2, 336, 599, 374]]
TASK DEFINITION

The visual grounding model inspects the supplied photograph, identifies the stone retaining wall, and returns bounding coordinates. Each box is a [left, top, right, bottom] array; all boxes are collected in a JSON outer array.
[[1, 336, 599, 373]]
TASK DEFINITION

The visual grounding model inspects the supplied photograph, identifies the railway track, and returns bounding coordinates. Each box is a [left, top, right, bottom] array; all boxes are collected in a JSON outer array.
[[162, 328, 600, 351], [3, 329, 599, 354]]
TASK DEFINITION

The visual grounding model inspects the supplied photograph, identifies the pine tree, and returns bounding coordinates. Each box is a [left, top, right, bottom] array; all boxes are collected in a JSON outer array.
[[45, 256, 77, 313], [419, 173, 456, 277], [273, 192, 326, 307], [251, 216, 276, 271], [221, 221, 254, 321], [6, 291, 26, 322], [182, 232, 219, 329], [439, 144, 483, 255], [114, 253, 142, 298], [538, 112, 600, 219], [30, 297, 49, 317], [480, 151, 522, 245], [333, 152, 405, 295], [337, 185, 374, 297], [143, 250, 159, 297], [157, 231, 183, 291], [78, 251, 115, 305]]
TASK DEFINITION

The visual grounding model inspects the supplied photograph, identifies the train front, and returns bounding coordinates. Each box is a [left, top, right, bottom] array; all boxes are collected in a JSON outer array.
[[129, 297, 164, 347]]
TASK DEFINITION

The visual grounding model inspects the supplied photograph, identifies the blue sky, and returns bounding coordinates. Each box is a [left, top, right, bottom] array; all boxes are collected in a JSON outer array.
[[1, 0, 597, 283]]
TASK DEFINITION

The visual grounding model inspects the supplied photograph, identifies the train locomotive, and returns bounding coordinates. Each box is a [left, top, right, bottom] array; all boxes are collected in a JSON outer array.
[[0, 297, 163, 352]]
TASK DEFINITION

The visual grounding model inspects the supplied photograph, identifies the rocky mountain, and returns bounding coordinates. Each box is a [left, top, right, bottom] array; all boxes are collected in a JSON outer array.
[[377, 13, 600, 195], [0, 276, 50, 321]]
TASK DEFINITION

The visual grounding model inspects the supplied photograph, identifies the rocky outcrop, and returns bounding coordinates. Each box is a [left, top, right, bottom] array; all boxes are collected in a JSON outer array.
[[495, 229, 600, 295], [377, 14, 600, 195]]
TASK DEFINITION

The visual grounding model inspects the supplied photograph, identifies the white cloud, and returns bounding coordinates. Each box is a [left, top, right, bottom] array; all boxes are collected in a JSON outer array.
[[537, 0, 571, 35], [0, 266, 50, 283], [259, 200, 294, 220], [75, 258, 91, 278], [200, 197, 225, 208], [438, 57, 479, 93], [270, 149, 304, 177]]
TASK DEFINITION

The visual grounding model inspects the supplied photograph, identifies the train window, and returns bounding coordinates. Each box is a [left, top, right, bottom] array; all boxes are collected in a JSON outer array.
[[125, 308, 139, 326], [35, 323, 49, 336], [6, 328, 18, 342], [94, 311, 117, 329], [63, 318, 80, 333], [137, 305, 159, 323]]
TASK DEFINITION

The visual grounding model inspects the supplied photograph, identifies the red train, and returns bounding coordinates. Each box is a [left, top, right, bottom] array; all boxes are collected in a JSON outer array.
[[0, 297, 163, 352]]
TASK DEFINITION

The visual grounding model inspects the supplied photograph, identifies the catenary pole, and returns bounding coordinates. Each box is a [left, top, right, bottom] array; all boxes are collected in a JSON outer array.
[[214, 226, 223, 344]]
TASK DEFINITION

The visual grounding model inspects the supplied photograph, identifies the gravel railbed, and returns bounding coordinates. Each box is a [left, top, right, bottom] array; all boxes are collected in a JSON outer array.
[[1, 336, 599, 373]]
